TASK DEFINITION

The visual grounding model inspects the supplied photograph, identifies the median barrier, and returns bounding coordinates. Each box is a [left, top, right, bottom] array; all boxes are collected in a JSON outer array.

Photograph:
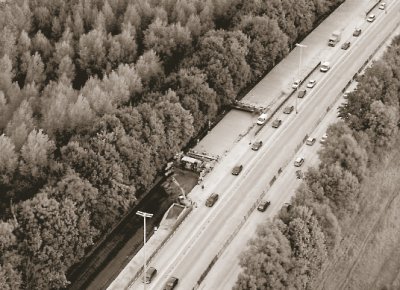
[[366, 0, 381, 16], [269, 175, 277, 186]]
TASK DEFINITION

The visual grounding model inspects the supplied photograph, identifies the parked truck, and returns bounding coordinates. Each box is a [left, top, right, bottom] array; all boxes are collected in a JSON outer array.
[[328, 30, 341, 47]]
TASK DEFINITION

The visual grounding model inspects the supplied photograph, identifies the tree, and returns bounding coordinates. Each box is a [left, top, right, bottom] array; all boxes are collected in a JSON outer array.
[[0, 27, 17, 66], [317, 164, 360, 218], [0, 134, 18, 192], [234, 220, 292, 290], [166, 67, 218, 132], [67, 94, 96, 133], [41, 88, 71, 136], [18, 129, 57, 195], [283, 206, 327, 289], [16, 191, 96, 289], [101, 70, 130, 107], [366, 101, 399, 151], [115, 64, 143, 101], [135, 49, 164, 89], [0, 54, 14, 94], [319, 121, 368, 181], [107, 23, 138, 70], [5, 100, 35, 150], [22, 52, 46, 88], [144, 18, 192, 62], [237, 15, 289, 80], [0, 263, 22, 290], [78, 28, 107, 75], [155, 90, 195, 156], [186, 29, 251, 105], [81, 77, 115, 115]]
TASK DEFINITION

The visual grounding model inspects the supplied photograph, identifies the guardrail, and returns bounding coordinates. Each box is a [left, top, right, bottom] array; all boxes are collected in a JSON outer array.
[[127, 206, 193, 288]]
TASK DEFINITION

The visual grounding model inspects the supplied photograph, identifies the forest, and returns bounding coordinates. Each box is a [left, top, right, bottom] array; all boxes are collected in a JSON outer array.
[[0, 0, 344, 288], [234, 35, 400, 289]]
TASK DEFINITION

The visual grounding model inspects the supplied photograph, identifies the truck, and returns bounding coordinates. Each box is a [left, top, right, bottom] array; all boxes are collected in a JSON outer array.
[[328, 30, 341, 47]]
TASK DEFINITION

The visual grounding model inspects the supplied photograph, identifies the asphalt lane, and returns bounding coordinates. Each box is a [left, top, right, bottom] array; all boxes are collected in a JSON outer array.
[[129, 2, 400, 290]]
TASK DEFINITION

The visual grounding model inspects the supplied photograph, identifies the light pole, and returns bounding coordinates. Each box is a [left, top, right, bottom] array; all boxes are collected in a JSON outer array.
[[136, 210, 153, 289], [295, 43, 307, 114]]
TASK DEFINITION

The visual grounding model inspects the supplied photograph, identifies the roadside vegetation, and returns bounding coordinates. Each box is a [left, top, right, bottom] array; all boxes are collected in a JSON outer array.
[[0, 0, 344, 288], [234, 35, 400, 289]]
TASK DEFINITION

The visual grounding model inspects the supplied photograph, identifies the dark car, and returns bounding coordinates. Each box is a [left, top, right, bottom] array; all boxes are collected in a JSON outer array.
[[251, 141, 263, 151], [296, 170, 303, 179], [283, 105, 294, 114], [353, 28, 361, 37], [232, 165, 243, 175], [272, 119, 282, 128], [164, 277, 179, 290], [341, 41, 350, 50], [297, 89, 307, 98], [257, 201, 271, 212], [142, 267, 157, 284], [205, 193, 219, 207]]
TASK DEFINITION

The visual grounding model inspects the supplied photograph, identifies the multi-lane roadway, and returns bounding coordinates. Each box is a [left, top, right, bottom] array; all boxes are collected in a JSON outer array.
[[127, 1, 400, 289]]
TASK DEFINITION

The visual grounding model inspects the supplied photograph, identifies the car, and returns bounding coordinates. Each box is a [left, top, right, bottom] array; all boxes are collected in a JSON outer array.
[[272, 119, 282, 128], [164, 276, 179, 290], [320, 133, 328, 144], [367, 14, 376, 22], [297, 89, 307, 98], [142, 267, 157, 284], [292, 79, 301, 89], [257, 113, 268, 125], [257, 201, 271, 212], [306, 137, 316, 146], [251, 141, 263, 151], [320, 61, 330, 72], [283, 105, 294, 114], [343, 90, 350, 99], [379, 2, 386, 10], [232, 165, 243, 175], [205, 193, 219, 207], [353, 28, 362, 37], [294, 157, 305, 167], [341, 41, 351, 50], [307, 79, 316, 88]]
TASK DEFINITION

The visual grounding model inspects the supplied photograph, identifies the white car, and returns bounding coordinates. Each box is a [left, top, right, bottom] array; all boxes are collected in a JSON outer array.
[[294, 157, 305, 167], [320, 134, 328, 144], [257, 113, 268, 125], [307, 80, 316, 88], [367, 14, 376, 22], [379, 3, 386, 10], [343, 90, 350, 99], [292, 79, 301, 89]]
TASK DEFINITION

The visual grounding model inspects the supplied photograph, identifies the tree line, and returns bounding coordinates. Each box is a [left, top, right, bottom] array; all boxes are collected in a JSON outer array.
[[234, 35, 400, 289], [0, 0, 344, 288]]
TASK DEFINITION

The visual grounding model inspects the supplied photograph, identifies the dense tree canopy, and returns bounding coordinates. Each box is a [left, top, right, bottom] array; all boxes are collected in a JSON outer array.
[[0, 0, 346, 287]]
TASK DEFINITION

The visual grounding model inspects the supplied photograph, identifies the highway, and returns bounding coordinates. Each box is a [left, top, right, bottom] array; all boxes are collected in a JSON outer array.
[[128, 1, 400, 290]]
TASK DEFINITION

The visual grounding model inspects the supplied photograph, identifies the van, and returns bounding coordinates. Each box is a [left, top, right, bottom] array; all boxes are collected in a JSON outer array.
[[257, 113, 268, 125]]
